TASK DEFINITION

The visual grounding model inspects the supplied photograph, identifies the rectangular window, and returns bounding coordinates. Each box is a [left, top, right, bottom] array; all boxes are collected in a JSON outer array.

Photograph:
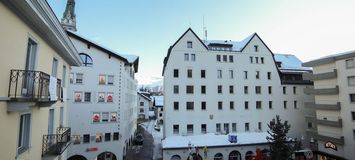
[[229, 85, 234, 94], [229, 55, 234, 62], [261, 57, 264, 64], [96, 133, 103, 142], [267, 72, 271, 80], [105, 133, 111, 141], [255, 86, 261, 94], [217, 70, 222, 78], [140, 102, 144, 106], [353, 130, 355, 140], [186, 102, 194, 110], [250, 56, 253, 63], [74, 92, 82, 102], [350, 94, 355, 102], [216, 123, 221, 133], [93, 112, 100, 123], [258, 122, 262, 131], [187, 41, 193, 48], [186, 85, 194, 94], [256, 101, 262, 109], [98, 92, 105, 102], [73, 135, 81, 144], [18, 113, 31, 154], [173, 69, 179, 78], [52, 58, 58, 77], [83, 134, 90, 143], [184, 53, 189, 61], [140, 108, 144, 113], [201, 101, 206, 110], [62, 65, 67, 87], [218, 101, 223, 110], [254, 45, 259, 52], [255, 57, 259, 64], [102, 112, 109, 122], [173, 85, 179, 94], [294, 101, 298, 109], [201, 70, 206, 78], [224, 123, 229, 134], [348, 76, 355, 86], [244, 71, 248, 79], [70, 73, 74, 84], [293, 86, 297, 94], [268, 86, 272, 94], [99, 75, 106, 85], [84, 92, 91, 102], [346, 59, 355, 68], [76, 73, 83, 84], [59, 107, 64, 127], [223, 55, 227, 62], [110, 112, 117, 122], [284, 101, 287, 109], [245, 123, 250, 131], [191, 54, 196, 61], [256, 71, 260, 79], [107, 75, 114, 85], [218, 85, 222, 94], [216, 55, 221, 62], [174, 102, 179, 110], [187, 69, 192, 78], [173, 125, 179, 134], [229, 70, 234, 79], [201, 124, 207, 134], [230, 101, 234, 110], [269, 101, 273, 109], [187, 124, 193, 134], [283, 86, 286, 94], [113, 132, 119, 140], [232, 123, 237, 132], [244, 86, 248, 94], [352, 112, 355, 120], [201, 85, 206, 94], [245, 101, 249, 110]]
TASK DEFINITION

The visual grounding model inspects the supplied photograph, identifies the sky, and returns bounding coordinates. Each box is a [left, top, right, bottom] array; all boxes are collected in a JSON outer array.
[[48, 0, 355, 85]]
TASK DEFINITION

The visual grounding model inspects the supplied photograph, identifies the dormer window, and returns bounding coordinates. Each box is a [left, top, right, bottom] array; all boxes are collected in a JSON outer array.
[[187, 41, 193, 48], [254, 45, 259, 52]]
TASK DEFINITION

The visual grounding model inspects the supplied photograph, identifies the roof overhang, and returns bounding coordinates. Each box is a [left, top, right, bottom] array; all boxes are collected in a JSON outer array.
[[303, 50, 355, 67]]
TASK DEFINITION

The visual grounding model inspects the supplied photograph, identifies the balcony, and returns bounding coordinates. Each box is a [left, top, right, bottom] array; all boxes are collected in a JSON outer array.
[[317, 118, 342, 127], [42, 127, 71, 157], [304, 102, 341, 111], [306, 129, 344, 145], [304, 86, 339, 95], [7, 70, 61, 111], [303, 69, 337, 80]]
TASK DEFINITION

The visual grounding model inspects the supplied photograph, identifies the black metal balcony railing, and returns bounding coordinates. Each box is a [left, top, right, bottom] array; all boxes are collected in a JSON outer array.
[[8, 69, 61, 102], [42, 127, 71, 157]]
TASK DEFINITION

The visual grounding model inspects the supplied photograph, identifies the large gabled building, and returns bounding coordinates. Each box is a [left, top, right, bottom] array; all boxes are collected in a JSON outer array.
[[161, 28, 313, 160]]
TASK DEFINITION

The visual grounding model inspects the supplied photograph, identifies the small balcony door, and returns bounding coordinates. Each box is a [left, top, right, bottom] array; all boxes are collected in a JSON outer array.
[[23, 39, 37, 96]]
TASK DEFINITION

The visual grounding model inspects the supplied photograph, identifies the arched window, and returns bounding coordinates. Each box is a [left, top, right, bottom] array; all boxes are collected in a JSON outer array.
[[79, 53, 93, 67], [170, 155, 181, 160], [229, 150, 241, 160], [214, 153, 223, 160]]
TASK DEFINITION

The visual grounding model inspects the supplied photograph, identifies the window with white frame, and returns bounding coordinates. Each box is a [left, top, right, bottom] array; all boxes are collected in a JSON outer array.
[[232, 123, 237, 132], [191, 54, 196, 61], [93, 112, 100, 123], [84, 92, 91, 102], [173, 125, 179, 134], [217, 69, 222, 78], [110, 112, 117, 122], [184, 53, 189, 61], [18, 113, 31, 154], [229, 70, 234, 79], [187, 124, 193, 134], [187, 41, 193, 48], [102, 112, 109, 122], [348, 76, 355, 86], [99, 75, 106, 85], [76, 73, 83, 84], [70, 73, 74, 84], [107, 75, 114, 85]]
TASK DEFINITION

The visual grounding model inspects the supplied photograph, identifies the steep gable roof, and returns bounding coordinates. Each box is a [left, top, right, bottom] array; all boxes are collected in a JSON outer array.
[[162, 28, 208, 75]]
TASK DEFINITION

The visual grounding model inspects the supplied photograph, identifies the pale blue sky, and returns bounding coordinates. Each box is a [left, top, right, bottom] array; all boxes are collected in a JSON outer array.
[[48, 0, 355, 85]]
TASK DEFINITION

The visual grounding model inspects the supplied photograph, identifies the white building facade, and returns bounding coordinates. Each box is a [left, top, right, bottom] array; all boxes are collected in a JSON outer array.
[[302, 51, 355, 160], [162, 28, 313, 160], [66, 31, 139, 160], [137, 92, 153, 120]]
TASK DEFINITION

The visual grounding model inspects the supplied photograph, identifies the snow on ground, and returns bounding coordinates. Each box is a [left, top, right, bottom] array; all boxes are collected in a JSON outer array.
[[140, 120, 163, 160], [162, 132, 269, 149]]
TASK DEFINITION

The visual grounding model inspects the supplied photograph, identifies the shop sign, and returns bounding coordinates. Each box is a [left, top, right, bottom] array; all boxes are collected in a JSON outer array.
[[324, 141, 337, 151], [86, 147, 98, 152]]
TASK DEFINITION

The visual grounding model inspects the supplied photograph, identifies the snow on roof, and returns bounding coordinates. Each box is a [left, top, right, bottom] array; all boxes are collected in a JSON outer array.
[[152, 96, 164, 106], [148, 111, 155, 117], [204, 33, 255, 52], [67, 30, 138, 63], [162, 132, 269, 149], [274, 54, 312, 71]]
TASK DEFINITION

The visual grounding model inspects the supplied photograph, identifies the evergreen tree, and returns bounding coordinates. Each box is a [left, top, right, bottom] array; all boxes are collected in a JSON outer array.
[[267, 115, 292, 160]]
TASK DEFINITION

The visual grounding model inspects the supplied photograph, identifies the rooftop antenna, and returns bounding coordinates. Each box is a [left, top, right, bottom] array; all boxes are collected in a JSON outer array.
[[203, 16, 207, 41]]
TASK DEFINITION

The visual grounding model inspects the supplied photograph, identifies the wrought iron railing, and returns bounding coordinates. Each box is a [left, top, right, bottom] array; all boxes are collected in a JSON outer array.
[[42, 127, 71, 157], [8, 69, 61, 102]]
